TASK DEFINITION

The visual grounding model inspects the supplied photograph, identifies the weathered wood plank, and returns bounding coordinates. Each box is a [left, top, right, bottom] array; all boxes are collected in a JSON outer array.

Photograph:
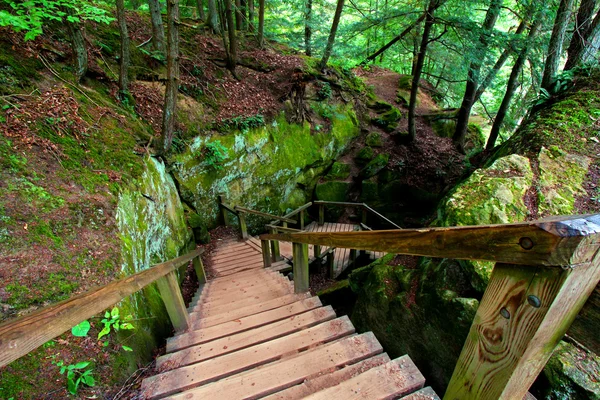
[[262, 353, 392, 400], [402, 387, 441, 400], [195, 287, 295, 317], [238, 212, 249, 240], [293, 242, 309, 293], [142, 317, 355, 399], [444, 254, 600, 400], [165, 332, 383, 400], [304, 356, 425, 400], [566, 284, 600, 354], [262, 215, 600, 267], [163, 306, 336, 358], [0, 248, 202, 368], [192, 256, 206, 284], [157, 271, 190, 333], [169, 298, 323, 350]]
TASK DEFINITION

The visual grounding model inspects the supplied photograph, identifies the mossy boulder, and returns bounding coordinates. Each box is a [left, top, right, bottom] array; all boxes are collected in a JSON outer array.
[[538, 147, 591, 215], [372, 107, 402, 132], [355, 146, 375, 164], [365, 132, 383, 147], [360, 178, 379, 203], [360, 153, 389, 179], [315, 181, 351, 202], [325, 162, 352, 181], [367, 99, 394, 112]]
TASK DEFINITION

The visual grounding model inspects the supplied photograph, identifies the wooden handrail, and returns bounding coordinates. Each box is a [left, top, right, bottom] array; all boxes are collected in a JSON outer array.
[[220, 202, 238, 216], [313, 201, 402, 229], [0, 248, 204, 368], [261, 215, 600, 267], [234, 205, 296, 224], [265, 224, 303, 233], [271, 202, 312, 226], [313, 200, 364, 207], [362, 204, 402, 229]]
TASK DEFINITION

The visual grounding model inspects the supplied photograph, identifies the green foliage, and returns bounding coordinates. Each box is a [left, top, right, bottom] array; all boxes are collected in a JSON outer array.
[[316, 82, 332, 100], [97, 307, 135, 349], [71, 320, 91, 337], [217, 114, 265, 133], [0, 0, 114, 40], [53, 360, 95, 395], [195, 140, 229, 170]]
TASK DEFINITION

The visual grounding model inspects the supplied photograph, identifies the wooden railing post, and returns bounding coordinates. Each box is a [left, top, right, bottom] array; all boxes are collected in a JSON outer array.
[[193, 255, 206, 284], [299, 210, 305, 230], [269, 227, 281, 262], [444, 257, 600, 399], [314, 244, 321, 259], [361, 206, 368, 225], [238, 212, 248, 240], [327, 250, 335, 279], [261, 239, 272, 268], [292, 242, 309, 293], [318, 204, 325, 226], [218, 195, 230, 226], [157, 271, 190, 333], [350, 249, 357, 267]]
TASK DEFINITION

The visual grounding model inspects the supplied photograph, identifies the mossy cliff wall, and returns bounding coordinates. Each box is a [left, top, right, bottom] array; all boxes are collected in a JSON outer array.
[[350, 74, 600, 399], [171, 106, 360, 233], [115, 156, 194, 364]]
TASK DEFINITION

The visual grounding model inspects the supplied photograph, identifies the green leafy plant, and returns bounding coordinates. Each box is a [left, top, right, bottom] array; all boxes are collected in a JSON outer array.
[[196, 140, 228, 170], [71, 320, 91, 337], [316, 82, 332, 100], [98, 307, 135, 349], [53, 360, 95, 395], [217, 114, 265, 133]]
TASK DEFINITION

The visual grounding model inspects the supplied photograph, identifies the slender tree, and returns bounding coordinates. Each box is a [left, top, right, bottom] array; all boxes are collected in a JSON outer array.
[[225, 0, 238, 74], [305, 0, 313, 56], [453, 0, 503, 152], [565, 0, 600, 69], [196, 0, 206, 20], [65, 9, 88, 81], [542, 0, 575, 88], [148, 0, 166, 56], [235, 0, 242, 30], [408, 0, 443, 141], [486, 14, 544, 151], [159, 0, 180, 154], [248, 0, 255, 31], [319, 0, 345, 69], [116, 0, 130, 98], [207, 0, 221, 34], [257, 0, 265, 47]]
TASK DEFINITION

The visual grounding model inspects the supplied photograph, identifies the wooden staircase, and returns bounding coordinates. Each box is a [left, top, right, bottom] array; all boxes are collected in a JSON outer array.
[[140, 239, 438, 399]]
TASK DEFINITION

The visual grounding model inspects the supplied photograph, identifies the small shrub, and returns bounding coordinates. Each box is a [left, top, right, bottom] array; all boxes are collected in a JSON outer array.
[[195, 140, 228, 170], [316, 82, 332, 100], [217, 114, 265, 133]]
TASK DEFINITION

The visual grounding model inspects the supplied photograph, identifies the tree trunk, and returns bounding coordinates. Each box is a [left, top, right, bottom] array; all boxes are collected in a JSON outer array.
[[305, 0, 312, 56], [148, 0, 166, 56], [542, 0, 575, 88], [66, 15, 88, 82], [257, 0, 265, 47], [159, 0, 180, 155], [207, 0, 221, 34], [408, 0, 442, 141], [565, 0, 599, 69], [235, 0, 242, 30], [196, 0, 206, 20], [452, 0, 503, 152], [248, 0, 255, 32], [411, 20, 422, 76], [116, 0, 130, 98], [241, 0, 247, 30], [319, 0, 345, 70], [225, 0, 238, 74], [473, 19, 527, 103], [486, 17, 543, 151], [131, 0, 142, 9]]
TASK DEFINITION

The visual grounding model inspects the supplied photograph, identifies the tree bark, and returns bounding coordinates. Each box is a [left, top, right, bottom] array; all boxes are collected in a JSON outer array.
[[319, 0, 345, 70], [486, 17, 543, 151], [159, 0, 180, 155], [66, 14, 88, 82], [235, 0, 242, 30], [257, 0, 265, 47], [565, 0, 599, 69], [196, 0, 206, 20], [207, 0, 221, 34], [225, 0, 238, 74], [116, 0, 130, 97], [542, 0, 575, 88], [408, 0, 442, 141], [148, 0, 166, 56], [452, 0, 503, 152], [248, 0, 255, 32], [305, 0, 312, 56]]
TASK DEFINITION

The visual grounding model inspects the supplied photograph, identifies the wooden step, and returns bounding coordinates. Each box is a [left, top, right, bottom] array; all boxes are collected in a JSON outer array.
[[212, 250, 262, 263], [268, 260, 292, 273], [194, 288, 299, 317], [195, 282, 292, 310], [212, 244, 258, 256], [141, 317, 355, 399], [303, 355, 425, 400], [207, 268, 274, 283], [195, 275, 289, 303], [401, 387, 441, 400], [162, 306, 336, 361], [165, 332, 383, 400], [262, 353, 392, 400], [191, 293, 311, 329], [168, 298, 323, 350], [213, 259, 265, 273], [215, 264, 263, 277]]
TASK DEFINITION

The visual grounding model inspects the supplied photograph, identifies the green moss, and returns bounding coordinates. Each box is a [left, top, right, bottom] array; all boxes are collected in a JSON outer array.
[[0, 349, 43, 398], [372, 108, 402, 132], [360, 178, 379, 203], [355, 147, 375, 164], [365, 132, 383, 147], [315, 181, 351, 202], [360, 153, 389, 179], [325, 162, 352, 180], [0, 42, 41, 95]]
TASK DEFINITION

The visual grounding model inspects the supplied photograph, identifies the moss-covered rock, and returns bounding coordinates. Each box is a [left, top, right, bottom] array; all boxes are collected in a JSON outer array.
[[360, 153, 389, 179], [171, 106, 360, 233], [360, 178, 379, 203], [372, 108, 402, 132], [538, 147, 591, 215], [365, 132, 383, 147], [355, 146, 375, 164], [315, 181, 351, 202], [325, 161, 352, 181]]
